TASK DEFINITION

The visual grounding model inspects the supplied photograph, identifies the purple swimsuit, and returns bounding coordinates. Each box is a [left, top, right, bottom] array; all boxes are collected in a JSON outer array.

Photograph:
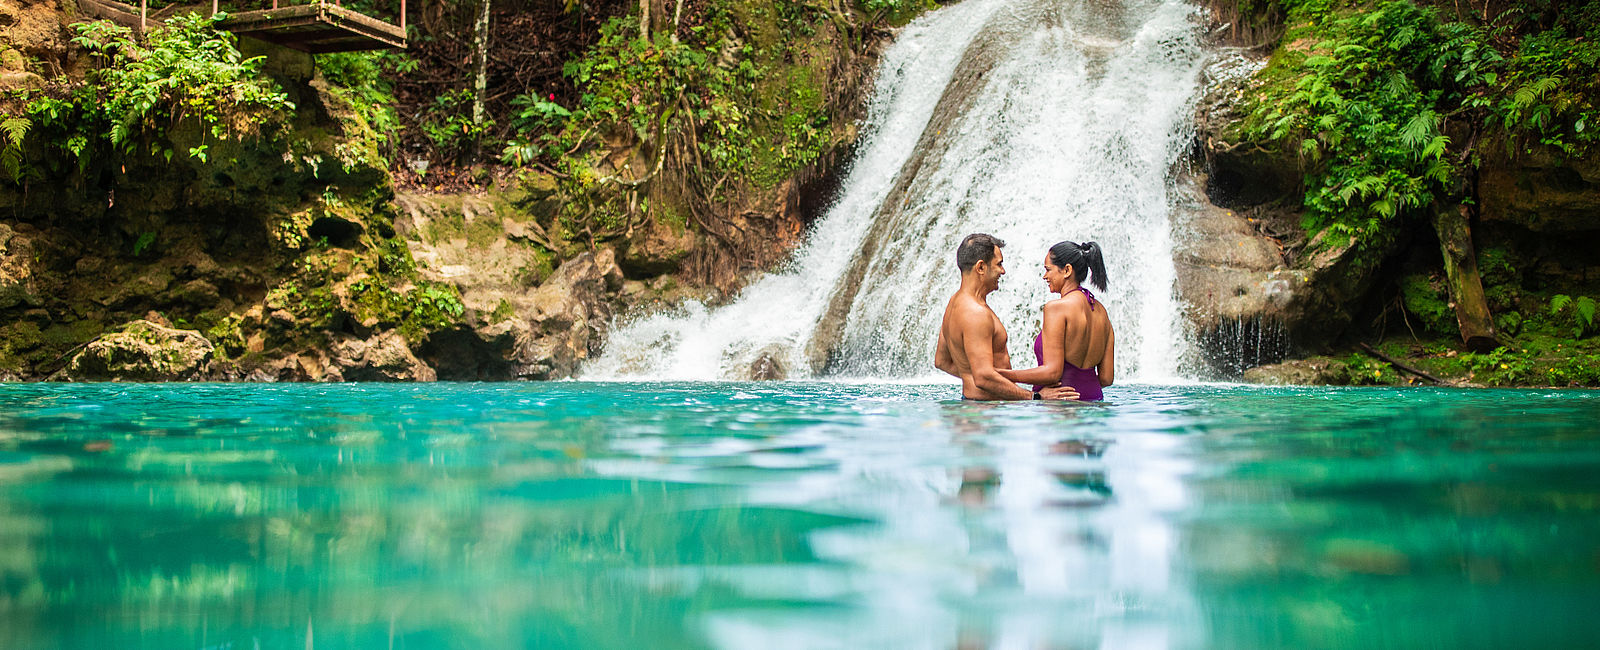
[[1031, 287, 1104, 401]]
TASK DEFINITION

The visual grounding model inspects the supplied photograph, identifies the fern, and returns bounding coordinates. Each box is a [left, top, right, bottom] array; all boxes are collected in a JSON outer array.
[[1, 117, 29, 148], [1399, 110, 1438, 153], [1550, 294, 1572, 314]]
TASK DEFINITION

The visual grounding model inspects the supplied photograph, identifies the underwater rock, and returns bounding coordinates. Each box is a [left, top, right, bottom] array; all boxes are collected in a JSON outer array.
[[65, 320, 215, 381]]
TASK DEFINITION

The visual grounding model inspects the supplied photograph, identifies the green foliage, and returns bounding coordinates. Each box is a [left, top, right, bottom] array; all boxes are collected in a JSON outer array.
[[317, 51, 403, 158], [131, 231, 157, 257], [1548, 294, 1598, 338], [69, 14, 293, 154], [349, 279, 467, 340], [1336, 352, 1399, 384], [3, 15, 292, 184], [1462, 345, 1539, 385], [497, 0, 878, 241], [1242, 0, 1600, 248], [1246, 1, 1498, 247], [1478, 246, 1523, 311], [420, 89, 494, 162], [1400, 273, 1455, 336], [1, 115, 29, 183], [1495, 29, 1600, 155]]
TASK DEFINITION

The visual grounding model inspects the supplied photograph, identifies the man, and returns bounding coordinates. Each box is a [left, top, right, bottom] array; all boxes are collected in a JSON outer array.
[[935, 233, 1078, 401]]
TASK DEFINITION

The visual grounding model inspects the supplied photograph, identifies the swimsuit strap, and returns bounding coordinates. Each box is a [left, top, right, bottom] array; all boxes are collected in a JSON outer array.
[[1070, 286, 1097, 311]]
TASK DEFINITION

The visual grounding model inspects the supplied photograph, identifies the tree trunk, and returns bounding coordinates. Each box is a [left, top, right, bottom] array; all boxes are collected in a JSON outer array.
[[639, 0, 669, 39], [1432, 201, 1497, 351], [471, 0, 491, 128]]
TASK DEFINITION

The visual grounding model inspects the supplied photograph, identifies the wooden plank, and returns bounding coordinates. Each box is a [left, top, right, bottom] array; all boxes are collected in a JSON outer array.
[[76, 0, 151, 31]]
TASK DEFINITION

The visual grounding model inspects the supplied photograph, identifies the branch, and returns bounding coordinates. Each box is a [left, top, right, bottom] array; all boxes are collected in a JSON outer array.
[[1358, 342, 1452, 385]]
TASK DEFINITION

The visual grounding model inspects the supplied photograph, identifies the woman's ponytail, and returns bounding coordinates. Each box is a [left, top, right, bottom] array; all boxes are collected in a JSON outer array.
[[1080, 241, 1107, 291]]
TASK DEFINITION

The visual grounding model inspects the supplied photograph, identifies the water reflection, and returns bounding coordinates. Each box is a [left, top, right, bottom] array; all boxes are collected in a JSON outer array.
[[0, 383, 1597, 649]]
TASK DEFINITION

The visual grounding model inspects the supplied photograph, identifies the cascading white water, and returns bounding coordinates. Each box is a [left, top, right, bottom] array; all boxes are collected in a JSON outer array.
[[584, 0, 1207, 382]]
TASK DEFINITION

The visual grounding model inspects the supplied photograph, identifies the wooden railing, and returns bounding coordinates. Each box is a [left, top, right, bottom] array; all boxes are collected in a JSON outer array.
[[75, 0, 407, 52]]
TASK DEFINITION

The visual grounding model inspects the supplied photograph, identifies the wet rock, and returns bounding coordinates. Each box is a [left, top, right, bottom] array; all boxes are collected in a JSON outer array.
[[1240, 357, 1348, 386], [744, 345, 789, 381], [65, 320, 215, 381], [330, 331, 435, 381]]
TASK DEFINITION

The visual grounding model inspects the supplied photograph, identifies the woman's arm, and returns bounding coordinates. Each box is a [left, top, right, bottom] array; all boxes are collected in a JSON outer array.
[[1099, 324, 1115, 387], [998, 301, 1071, 385]]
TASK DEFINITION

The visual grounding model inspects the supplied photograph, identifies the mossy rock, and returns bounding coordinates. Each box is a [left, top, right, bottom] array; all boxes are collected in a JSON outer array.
[[65, 320, 215, 381]]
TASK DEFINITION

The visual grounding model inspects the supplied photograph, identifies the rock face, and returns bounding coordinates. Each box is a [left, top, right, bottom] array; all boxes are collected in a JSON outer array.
[[398, 192, 626, 380], [1178, 48, 1397, 373], [1478, 144, 1600, 234], [332, 331, 437, 381], [65, 320, 214, 381]]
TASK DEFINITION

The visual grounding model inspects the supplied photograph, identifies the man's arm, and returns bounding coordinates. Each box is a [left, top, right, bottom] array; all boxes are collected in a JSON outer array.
[[998, 301, 1069, 385], [1099, 325, 1115, 387], [959, 309, 1033, 400], [934, 329, 959, 378]]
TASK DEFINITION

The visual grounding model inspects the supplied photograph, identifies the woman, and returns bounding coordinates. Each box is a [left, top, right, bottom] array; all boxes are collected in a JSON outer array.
[[999, 241, 1115, 401]]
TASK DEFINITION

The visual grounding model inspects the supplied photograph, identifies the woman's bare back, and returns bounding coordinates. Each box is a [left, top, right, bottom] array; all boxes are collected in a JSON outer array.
[[1061, 290, 1113, 370]]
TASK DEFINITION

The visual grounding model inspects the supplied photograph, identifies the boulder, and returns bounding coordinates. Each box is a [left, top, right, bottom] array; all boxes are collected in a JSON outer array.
[[65, 320, 214, 381], [742, 344, 789, 381], [330, 331, 435, 381]]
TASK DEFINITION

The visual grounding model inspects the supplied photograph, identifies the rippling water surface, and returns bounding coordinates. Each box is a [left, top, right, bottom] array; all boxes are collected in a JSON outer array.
[[1, 383, 1597, 649]]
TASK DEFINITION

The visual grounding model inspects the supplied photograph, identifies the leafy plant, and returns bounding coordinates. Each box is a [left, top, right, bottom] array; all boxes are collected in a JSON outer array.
[[1549, 294, 1597, 338], [1245, 1, 1500, 248], [70, 14, 294, 155]]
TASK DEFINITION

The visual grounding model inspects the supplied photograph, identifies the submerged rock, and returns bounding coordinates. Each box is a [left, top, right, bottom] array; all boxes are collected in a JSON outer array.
[[65, 320, 214, 381]]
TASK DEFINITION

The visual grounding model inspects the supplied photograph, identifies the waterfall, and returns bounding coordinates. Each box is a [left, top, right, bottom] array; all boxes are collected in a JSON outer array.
[[584, 0, 1208, 382]]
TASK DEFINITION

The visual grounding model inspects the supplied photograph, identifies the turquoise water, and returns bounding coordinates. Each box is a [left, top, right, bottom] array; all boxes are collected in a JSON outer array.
[[1, 383, 1597, 649]]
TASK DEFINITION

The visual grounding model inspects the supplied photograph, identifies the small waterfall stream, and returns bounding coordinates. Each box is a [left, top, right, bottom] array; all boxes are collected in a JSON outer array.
[[585, 0, 1208, 381]]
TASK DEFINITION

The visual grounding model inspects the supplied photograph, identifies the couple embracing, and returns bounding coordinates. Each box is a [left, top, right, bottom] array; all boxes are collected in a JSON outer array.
[[934, 233, 1115, 402]]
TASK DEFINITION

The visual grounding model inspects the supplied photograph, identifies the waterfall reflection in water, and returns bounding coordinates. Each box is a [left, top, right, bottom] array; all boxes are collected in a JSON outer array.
[[586, 0, 1206, 382], [4, 383, 1599, 649]]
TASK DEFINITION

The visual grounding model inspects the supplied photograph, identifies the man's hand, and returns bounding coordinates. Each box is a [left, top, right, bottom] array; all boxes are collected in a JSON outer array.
[[1038, 385, 1079, 401]]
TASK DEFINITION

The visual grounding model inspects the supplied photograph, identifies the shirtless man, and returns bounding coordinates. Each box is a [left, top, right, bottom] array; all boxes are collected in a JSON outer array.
[[934, 233, 1078, 401]]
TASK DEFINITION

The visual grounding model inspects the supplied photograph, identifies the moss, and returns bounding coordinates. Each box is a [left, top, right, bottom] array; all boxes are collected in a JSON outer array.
[[465, 215, 504, 249], [423, 204, 468, 244], [515, 247, 556, 286], [489, 298, 516, 324], [1400, 274, 1455, 336], [348, 279, 466, 340]]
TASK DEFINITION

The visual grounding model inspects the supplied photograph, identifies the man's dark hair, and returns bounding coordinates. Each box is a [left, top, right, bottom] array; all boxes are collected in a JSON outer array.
[[956, 233, 1005, 273]]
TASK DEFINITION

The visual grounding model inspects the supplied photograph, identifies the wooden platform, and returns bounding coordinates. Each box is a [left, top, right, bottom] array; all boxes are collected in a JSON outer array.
[[74, 0, 406, 52], [220, 2, 406, 53], [77, 0, 151, 33]]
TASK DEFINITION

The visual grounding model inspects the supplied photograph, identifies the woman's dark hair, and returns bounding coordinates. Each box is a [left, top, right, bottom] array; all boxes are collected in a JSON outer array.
[[1048, 240, 1107, 291]]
